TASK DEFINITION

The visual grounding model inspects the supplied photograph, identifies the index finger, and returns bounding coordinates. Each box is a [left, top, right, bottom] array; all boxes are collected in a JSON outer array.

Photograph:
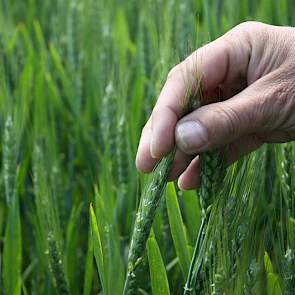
[[150, 38, 230, 159], [137, 22, 253, 168]]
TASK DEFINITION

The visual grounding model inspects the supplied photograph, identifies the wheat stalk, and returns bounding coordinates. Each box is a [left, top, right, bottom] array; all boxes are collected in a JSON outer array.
[[184, 150, 226, 294], [123, 149, 175, 294]]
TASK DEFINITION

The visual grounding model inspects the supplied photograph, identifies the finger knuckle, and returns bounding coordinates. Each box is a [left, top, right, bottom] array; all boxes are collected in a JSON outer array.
[[213, 105, 242, 137], [254, 79, 293, 130], [222, 22, 261, 57], [229, 21, 270, 47], [243, 83, 272, 130], [272, 82, 290, 106], [223, 106, 242, 136], [271, 80, 295, 128], [234, 21, 265, 33], [167, 64, 180, 80]]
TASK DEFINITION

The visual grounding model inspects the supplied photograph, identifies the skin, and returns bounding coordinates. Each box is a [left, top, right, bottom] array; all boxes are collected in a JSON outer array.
[[136, 22, 295, 190]]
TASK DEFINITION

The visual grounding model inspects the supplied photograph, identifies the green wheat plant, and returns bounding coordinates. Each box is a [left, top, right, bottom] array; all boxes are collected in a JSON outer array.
[[0, 0, 294, 294], [123, 150, 176, 294], [184, 150, 226, 294], [123, 54, 202, 294]]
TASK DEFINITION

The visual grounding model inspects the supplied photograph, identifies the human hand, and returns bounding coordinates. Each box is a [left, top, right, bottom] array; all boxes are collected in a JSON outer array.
[[136, 22, 295, 190]]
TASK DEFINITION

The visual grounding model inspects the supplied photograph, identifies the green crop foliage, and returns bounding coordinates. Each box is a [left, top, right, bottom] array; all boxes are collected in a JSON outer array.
[[0, 0, 294, 294]]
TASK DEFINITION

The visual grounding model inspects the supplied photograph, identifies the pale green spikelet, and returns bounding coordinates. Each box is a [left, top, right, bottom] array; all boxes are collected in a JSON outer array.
[[115, 115, 131, 235], [184, 150, 226, 295], [116, 115, 129, 188], [101, 81, 117, 159], [3, 116, 17, 207], [199, 150, 226, 216], [32, 142, 43, 201], [282, 143, 293, 215]]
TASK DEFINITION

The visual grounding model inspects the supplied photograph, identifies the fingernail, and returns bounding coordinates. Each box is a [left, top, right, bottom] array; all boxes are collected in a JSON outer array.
[[176, 121, 208, 153], [151, 132, 166, 159]]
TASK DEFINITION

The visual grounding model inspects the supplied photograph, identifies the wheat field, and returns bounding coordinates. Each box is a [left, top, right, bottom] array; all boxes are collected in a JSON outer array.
[[0, 0, 294, 294]]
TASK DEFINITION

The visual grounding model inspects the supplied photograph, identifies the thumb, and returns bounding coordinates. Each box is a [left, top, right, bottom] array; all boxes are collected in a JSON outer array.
[[175, 86, 268, 154]]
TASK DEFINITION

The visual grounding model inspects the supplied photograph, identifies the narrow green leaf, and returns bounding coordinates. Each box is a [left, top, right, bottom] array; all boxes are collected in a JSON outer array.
[[267, 273, 283, 295], [89, 204, 106, 294], [264, 252, 274, 274], [166, 183, 191, 278], [147, 236, 170, 295], [264, 252, 282, 295], [83, 225, 94, 295], [182, 190, 201, 245], [65, 202, 83, 294], [3, 201, 22, 295]]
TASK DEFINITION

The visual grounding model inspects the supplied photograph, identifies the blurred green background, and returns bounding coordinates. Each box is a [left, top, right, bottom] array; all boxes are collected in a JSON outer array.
[[0, 0, 294, 294]]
